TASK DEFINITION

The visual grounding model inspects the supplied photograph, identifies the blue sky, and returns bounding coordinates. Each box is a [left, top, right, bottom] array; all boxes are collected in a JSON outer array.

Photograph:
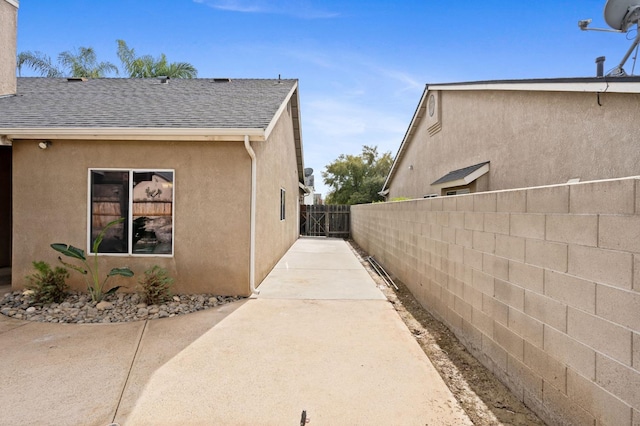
[[15, 0, 637, 196]]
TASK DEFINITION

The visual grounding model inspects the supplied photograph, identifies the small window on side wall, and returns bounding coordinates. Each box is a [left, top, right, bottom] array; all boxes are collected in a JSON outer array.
[[280, 188, 286, 221], [89, 169, 174, 256]]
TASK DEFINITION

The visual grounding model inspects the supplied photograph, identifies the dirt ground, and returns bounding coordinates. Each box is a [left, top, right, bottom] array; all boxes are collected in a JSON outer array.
[[348, 240, 545, 426]]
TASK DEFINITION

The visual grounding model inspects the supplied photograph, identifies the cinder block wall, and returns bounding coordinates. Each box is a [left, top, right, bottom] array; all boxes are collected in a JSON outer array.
[[351, 177, 640, 426]]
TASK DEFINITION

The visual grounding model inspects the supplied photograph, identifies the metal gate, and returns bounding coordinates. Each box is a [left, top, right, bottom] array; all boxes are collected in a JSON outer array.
[[300, 204, 350, 238]]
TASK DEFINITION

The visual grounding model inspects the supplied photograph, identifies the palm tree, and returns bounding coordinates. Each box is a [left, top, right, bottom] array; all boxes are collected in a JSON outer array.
[[116, 40, 197, 78], [58, 47, 118, 78], [17, 51, 63, 77], [17, 47, 118, 78]]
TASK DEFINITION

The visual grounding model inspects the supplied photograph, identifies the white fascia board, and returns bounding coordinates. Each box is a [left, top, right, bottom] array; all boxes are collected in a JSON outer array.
[[4, 0, 19, 9], [263, 81, 306, 183], [0, 127, 266, 142], [382, 85, 429, 192], [430, 81, 640, 94], [299, 182, 311, 194], [264, 81, 298, 141]]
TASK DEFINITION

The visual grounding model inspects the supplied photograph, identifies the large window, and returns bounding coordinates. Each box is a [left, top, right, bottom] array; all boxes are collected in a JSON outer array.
[[89, 169, 174, 256]]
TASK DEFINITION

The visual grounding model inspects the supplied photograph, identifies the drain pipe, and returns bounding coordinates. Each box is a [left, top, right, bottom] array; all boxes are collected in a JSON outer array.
[[244, 135, 260, 295]]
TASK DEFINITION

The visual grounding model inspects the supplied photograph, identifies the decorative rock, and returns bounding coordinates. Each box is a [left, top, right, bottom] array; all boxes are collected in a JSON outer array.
[[96, 301, 113, 311], [0, 291, 244, 324]]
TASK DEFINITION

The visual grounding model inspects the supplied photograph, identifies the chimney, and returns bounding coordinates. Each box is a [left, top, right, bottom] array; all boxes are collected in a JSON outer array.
[[0, 0, 18, 97], [596, 56, 606, 78]]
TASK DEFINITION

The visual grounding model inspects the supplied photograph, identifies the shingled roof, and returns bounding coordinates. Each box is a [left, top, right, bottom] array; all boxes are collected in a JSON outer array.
[[432, 161, 490, 185], [0, 77, 305, 181], [0, 77, 297, 131]]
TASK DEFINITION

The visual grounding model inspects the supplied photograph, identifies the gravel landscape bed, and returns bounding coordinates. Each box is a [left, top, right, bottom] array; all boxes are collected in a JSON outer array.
[[0, 291, 244, 323]]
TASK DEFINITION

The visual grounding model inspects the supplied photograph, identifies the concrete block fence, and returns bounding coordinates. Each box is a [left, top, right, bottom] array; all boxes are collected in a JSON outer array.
[[351, 177, 640, 426]]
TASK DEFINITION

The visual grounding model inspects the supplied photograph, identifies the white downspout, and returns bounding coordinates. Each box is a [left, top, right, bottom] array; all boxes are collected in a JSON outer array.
[[244, 135, 260, 295]]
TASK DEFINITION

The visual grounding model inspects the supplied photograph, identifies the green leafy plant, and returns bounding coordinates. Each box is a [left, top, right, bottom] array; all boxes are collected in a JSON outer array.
[[25, 261, 69, 304], [138, 265, 174, 305], [51, 217, 134, 302]]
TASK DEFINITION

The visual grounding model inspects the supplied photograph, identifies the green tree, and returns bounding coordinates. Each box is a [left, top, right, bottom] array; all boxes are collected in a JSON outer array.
[[116, 40, 198, 78], [16, 51, 63, 77], [322, 145, 393, 205], [17, 47, 118, 78]]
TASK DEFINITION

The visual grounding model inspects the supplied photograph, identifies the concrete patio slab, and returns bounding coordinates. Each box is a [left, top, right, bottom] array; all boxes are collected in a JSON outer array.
[[273, 239, 364, 271], [257, 268, 386, 300], [113, 300, 248, 424], [0, 238, 472, 425], [125, 298, 472, 426], [0, 318, 144, 426]]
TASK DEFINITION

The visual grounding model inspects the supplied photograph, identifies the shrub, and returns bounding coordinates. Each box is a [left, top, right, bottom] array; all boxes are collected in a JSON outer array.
[[26, 261, 69, 304], [51, 217, 134, 302], [139, 266, 174, 305]]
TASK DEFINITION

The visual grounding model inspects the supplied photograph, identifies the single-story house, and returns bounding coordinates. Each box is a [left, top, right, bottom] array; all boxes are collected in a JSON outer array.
[[0, 0, 306, 296], [382, 77, 640, 199]]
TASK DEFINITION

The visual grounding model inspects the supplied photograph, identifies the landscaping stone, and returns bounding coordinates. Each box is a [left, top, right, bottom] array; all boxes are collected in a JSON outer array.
[[96, 301, 113, 311], [0, 291, 244, 324]]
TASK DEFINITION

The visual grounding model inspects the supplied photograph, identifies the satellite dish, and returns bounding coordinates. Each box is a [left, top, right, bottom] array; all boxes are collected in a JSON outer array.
[[579, 0, 640, 76], [604, 0, 640, 30]]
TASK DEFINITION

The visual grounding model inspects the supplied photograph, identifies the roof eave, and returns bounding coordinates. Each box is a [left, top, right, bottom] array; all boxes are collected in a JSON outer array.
[[428, 79, 640, 93], [381, 84, 429, 193], [263, 80, 305, 183], [0, 127, 267, 142], [431, 163, 490, 189]]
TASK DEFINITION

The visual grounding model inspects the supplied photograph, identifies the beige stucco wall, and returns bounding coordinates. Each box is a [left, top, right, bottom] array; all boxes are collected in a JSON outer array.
[[0, 0, 17, 97], [12, 139, 252, 295], [0, 146, 10, 267], [352, 177, 640, 425], [254, 97, 301, 286], [389, 89, 640, 199]]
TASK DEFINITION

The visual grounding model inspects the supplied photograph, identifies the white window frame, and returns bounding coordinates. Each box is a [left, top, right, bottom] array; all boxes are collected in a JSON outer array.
[[87, 168, 175, 257], [445, 188, 471, 196]]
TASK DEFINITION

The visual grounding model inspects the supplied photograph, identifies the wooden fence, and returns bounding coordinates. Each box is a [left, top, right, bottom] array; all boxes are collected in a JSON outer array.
[[300, 204, 350, 238]]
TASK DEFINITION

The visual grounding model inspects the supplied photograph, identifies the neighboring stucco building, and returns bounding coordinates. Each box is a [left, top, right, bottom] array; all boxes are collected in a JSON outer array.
[[382, 78, 640, 199], [0, 1, 306, 296]]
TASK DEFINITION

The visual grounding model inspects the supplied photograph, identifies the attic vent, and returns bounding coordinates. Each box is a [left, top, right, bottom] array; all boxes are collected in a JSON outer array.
[[67, 77, 87, 82], [213, 78, 231, 83], [158, 76, 169, 84]]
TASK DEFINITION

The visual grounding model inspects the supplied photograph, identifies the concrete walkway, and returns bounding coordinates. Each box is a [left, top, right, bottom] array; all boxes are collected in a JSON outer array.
[[0, 238, 472, 425]]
